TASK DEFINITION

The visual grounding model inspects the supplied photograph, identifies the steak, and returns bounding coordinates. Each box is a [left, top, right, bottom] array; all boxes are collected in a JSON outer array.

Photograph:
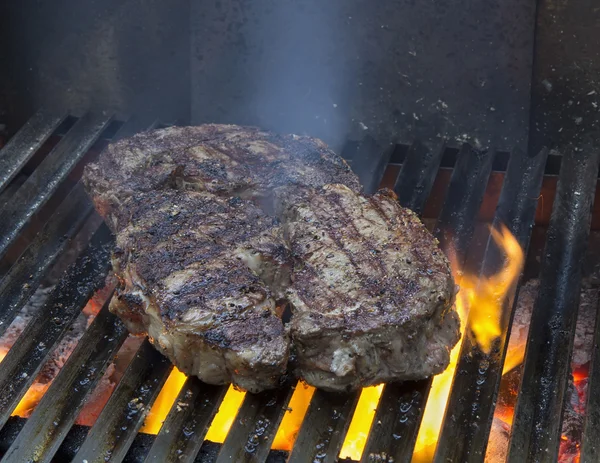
[[83, 124, 460, 392], [276, 184, 459, 391], [109, 189, 291, 392], [83, 124, 362, 233]]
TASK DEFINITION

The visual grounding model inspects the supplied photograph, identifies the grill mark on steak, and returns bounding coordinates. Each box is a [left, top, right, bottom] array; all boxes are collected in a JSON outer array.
[[278, 184, 458, 390]]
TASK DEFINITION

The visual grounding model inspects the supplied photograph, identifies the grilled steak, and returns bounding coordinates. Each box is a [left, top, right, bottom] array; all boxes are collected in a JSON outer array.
[[109, 189, 291, 392], [83, 124, 361, 232], [83, 124, 460, 392], [276, 184, 459, 391]]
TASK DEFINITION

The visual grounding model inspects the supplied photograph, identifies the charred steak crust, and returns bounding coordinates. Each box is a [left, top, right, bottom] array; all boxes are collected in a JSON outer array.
[[83, 124, 362, 233], [83, 124, 460, 392], [276, 184, 459, 390], [110, 189, 291, 392]]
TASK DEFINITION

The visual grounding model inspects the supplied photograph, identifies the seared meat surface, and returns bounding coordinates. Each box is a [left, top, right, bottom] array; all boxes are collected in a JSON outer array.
[[276, 184, 459, 391], [83, 124, 460, 392], [84, 124, 361, 232], [110, 189, 291, 392]]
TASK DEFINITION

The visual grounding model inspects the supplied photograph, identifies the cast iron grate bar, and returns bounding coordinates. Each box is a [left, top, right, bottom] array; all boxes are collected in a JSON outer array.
[[0, 182, 93, 338], [144, 378, 227, 463], [0, 224, 113, 430], [393, 140, 445, 214], [435, 144, 496, 260], [360, 380, 425, 463], [433, 147, 549, 462], [350, 136, 390, 195], [0, 111, 113, 260], [362, 143, 495, 462], [73, 339, 173, 463], [215, 384, 295, 463], [287, 390, 360, 463], [0, 108, 66, 194], [1, 297, 128, 463], [507, 140, 600, 462], [581, 286, 600, 460]]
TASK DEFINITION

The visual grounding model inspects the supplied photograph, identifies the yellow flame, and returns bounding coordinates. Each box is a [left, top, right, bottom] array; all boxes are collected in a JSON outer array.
[[468, 225, 524, 354], [204, 384, 246, 442], [272, 382, 315, 450], [339, 384, 385, 460], [140, 367, 187, 434], [412, 290, 468, 462], [412, 223, 524, 462]]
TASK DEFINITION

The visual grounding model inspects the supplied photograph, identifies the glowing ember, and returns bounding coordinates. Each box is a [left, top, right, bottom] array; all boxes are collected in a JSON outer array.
[[413, 223, 524, 462], [339, 384, 385, 460]]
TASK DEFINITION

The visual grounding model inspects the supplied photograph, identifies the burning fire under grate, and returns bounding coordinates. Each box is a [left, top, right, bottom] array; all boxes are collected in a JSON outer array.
[[0, 108, 600, 463]]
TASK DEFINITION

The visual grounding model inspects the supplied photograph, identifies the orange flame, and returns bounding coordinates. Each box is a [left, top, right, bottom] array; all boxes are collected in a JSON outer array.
[[204, 384, 246, 441], [140, 369, 247, 439], [412, 223, 524, 462]]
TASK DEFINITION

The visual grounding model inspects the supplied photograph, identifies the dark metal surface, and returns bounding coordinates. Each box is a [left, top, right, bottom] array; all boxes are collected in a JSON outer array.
[[433, 147, 549, 462], [350, 136, 389, 194], [0, 224, 112, 429], [287, 390, 360, 463], [0, 0, 190, 129], [393, 139, 445, 214], [362, 143, 494, 462], [508, 141, 600, 462], [360, 381, 427, 463], [0, 182, 93, 337], [0, 109, 65, 194], [528, 0, 600, 157], [145, 379, 226, 463], [1, 299, 128, 463], [191, 0, 535, 152], [0, 112, 112, 260], [435, 144, 496, 261], [113, 116, 161, 141], [216, 385, 294, 463], [74, 340, 173, 463]]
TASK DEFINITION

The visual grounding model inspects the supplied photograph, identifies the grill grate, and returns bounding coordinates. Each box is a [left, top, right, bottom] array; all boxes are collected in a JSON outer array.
[[434, 145, 549, 462], [0, 110, 597, 463], [508, 141, 600, 462]]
